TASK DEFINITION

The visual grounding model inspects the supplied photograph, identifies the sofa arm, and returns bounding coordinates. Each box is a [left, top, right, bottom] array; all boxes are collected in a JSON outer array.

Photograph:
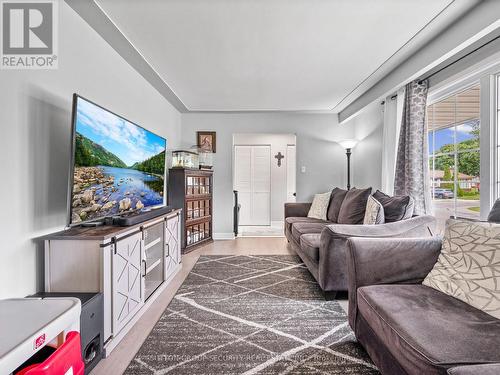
[[347, 236, 442, 331], [448, 364, 500, 375], [316, 215, 436, 292], [347, 236, 442, 288], [284, 202, 311, 218]]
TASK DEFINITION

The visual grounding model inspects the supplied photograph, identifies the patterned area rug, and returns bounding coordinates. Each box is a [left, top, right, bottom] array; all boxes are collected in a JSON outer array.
[[125, 255, 379, 374]]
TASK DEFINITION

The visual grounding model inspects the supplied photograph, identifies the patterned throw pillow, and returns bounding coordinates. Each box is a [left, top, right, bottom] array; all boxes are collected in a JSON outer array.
[[423, 219, 500, 319], [363, 195, 385, 225], [307, 192, 331, 220]]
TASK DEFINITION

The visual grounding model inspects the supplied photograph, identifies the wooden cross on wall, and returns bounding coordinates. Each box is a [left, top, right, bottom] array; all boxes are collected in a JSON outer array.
[[275, 152, 284, 167]]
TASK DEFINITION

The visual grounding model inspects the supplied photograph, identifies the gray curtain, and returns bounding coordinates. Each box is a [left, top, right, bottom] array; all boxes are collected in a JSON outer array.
[[394, 80, 431, 215]]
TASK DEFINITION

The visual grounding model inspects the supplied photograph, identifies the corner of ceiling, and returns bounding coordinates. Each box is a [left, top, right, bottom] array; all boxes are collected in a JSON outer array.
[[65, 0, 189, 113]]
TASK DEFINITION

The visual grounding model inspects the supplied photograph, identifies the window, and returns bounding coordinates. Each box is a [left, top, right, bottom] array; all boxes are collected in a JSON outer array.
[[497, 75, 500, 198], [427, 84, 480, 232]]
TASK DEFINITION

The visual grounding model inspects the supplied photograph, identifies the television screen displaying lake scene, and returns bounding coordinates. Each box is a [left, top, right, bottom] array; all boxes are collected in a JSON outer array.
[[70, 96, 166, 224]]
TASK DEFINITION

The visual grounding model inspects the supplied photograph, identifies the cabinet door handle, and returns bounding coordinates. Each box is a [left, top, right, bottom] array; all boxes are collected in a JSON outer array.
[[165, 243, 169, 257], [142, 259, 147, 277]]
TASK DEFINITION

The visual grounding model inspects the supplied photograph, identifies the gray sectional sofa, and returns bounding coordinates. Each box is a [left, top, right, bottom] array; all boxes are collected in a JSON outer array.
[[284, 188, 436, 298], [347, 236, 500, 375]]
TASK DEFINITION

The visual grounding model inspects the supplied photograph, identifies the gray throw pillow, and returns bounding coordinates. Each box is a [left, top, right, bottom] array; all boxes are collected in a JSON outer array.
[[487, 199, 500, 223], [373, 190, 414, 222], [337, 187, 372, 224], [327, 187, 348, 223]]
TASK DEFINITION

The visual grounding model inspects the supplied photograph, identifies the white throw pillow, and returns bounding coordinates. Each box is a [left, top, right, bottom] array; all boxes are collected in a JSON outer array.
[[363, 195, 385, 225], [423, 219, 500, 319], [307, 192, 331, 220]]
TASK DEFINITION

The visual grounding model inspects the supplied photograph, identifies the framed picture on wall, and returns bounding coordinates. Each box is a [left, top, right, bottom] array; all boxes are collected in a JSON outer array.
[[197, 131, 216, 153]]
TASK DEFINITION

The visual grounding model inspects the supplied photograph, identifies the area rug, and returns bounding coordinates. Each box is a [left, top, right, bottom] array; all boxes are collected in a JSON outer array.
[[125, 255, 379, 374]]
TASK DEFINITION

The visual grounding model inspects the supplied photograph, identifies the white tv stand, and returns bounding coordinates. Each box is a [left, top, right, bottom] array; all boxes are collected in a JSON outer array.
[[42, 209, 182, 356]]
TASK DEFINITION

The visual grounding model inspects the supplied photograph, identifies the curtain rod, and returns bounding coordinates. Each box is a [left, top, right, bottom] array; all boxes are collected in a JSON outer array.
[[380, 94, 398, 106], [418, 34, 500, 84]]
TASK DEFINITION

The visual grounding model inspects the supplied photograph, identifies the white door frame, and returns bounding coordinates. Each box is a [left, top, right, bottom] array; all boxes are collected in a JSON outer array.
[[233, 133, 297, 228], [286, 144, 297, 203]]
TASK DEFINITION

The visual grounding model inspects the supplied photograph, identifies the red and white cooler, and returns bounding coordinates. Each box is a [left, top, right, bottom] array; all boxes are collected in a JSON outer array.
[[0, 298, 83, 375]]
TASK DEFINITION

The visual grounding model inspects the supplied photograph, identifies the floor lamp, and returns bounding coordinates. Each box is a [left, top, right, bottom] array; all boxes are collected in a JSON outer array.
[[339, 139, 358, 190]]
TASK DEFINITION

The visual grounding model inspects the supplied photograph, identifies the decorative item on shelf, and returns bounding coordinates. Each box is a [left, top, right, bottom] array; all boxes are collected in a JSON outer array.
[[198, 147, 213, 170], [338, 139, 358, 190], [171, 149, 199, 169], [197, 131, 216, 153]]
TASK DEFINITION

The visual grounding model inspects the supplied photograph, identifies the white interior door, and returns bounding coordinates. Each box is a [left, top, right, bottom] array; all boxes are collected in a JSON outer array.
[[252, 146, 271, 225], [286, 145, 296, 202], [234, 145, 271, 225]]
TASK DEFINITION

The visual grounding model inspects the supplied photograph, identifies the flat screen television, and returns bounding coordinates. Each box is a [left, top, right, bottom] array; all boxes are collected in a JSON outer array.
[[68, 94, 167, 225]]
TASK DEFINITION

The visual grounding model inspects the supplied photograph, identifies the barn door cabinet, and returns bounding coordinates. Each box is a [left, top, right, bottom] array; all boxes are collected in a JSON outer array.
[[111, 231, 144, 336], [165, 213, 181, 278], [43, 209, 181, 356]]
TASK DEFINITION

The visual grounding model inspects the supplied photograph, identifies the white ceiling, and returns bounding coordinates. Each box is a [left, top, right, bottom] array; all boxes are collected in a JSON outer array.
[[96, 0, 454, 112]]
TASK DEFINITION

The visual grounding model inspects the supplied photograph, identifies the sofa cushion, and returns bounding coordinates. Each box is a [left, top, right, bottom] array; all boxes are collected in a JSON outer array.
[[327, 187, 348, 223], [285, 217, 329, 238], [300, 233, 321, 263], [363, 195, 385, 225], [373, 190, 414, 222], [337, 187, 372, 224], [423, 219, 500, 319], [291, 222, 329, 244], [307, 192, 331, 220], [448, 364, 500, 375], [358, 284, 500, 374]]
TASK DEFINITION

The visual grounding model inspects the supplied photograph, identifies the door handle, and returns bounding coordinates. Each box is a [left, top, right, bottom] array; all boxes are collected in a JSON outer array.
[[142, 259, 147, 277]]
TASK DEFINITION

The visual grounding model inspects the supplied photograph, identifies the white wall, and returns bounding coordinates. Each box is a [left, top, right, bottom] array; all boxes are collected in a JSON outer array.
[[233, 133, 296, 224], [181, 112, 385, 236], [351, 101, 384, 192], [0, 2, 181, 299]]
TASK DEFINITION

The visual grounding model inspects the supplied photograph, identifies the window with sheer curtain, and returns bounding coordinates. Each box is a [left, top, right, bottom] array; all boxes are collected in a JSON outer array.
[[427, 84, 480, 231]]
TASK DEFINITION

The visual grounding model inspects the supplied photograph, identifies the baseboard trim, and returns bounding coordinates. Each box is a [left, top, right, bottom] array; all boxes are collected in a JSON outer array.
[[213, 233, 235, 240]]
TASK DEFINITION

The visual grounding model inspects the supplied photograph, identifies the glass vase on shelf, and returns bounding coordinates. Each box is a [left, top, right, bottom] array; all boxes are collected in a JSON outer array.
[[171, 149, 199, 169], [198, 147, 213, 170]]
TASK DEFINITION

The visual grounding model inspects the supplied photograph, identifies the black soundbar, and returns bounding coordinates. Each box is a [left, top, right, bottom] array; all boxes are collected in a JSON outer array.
[[111, 206, 174, 226]]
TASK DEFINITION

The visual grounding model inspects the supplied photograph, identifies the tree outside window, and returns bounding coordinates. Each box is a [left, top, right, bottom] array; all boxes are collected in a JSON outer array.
[[427, 85, 480, 232]]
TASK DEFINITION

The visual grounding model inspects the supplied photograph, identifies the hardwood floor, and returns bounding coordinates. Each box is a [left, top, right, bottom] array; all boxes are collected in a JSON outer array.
[[90, 237, 347, 375]]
